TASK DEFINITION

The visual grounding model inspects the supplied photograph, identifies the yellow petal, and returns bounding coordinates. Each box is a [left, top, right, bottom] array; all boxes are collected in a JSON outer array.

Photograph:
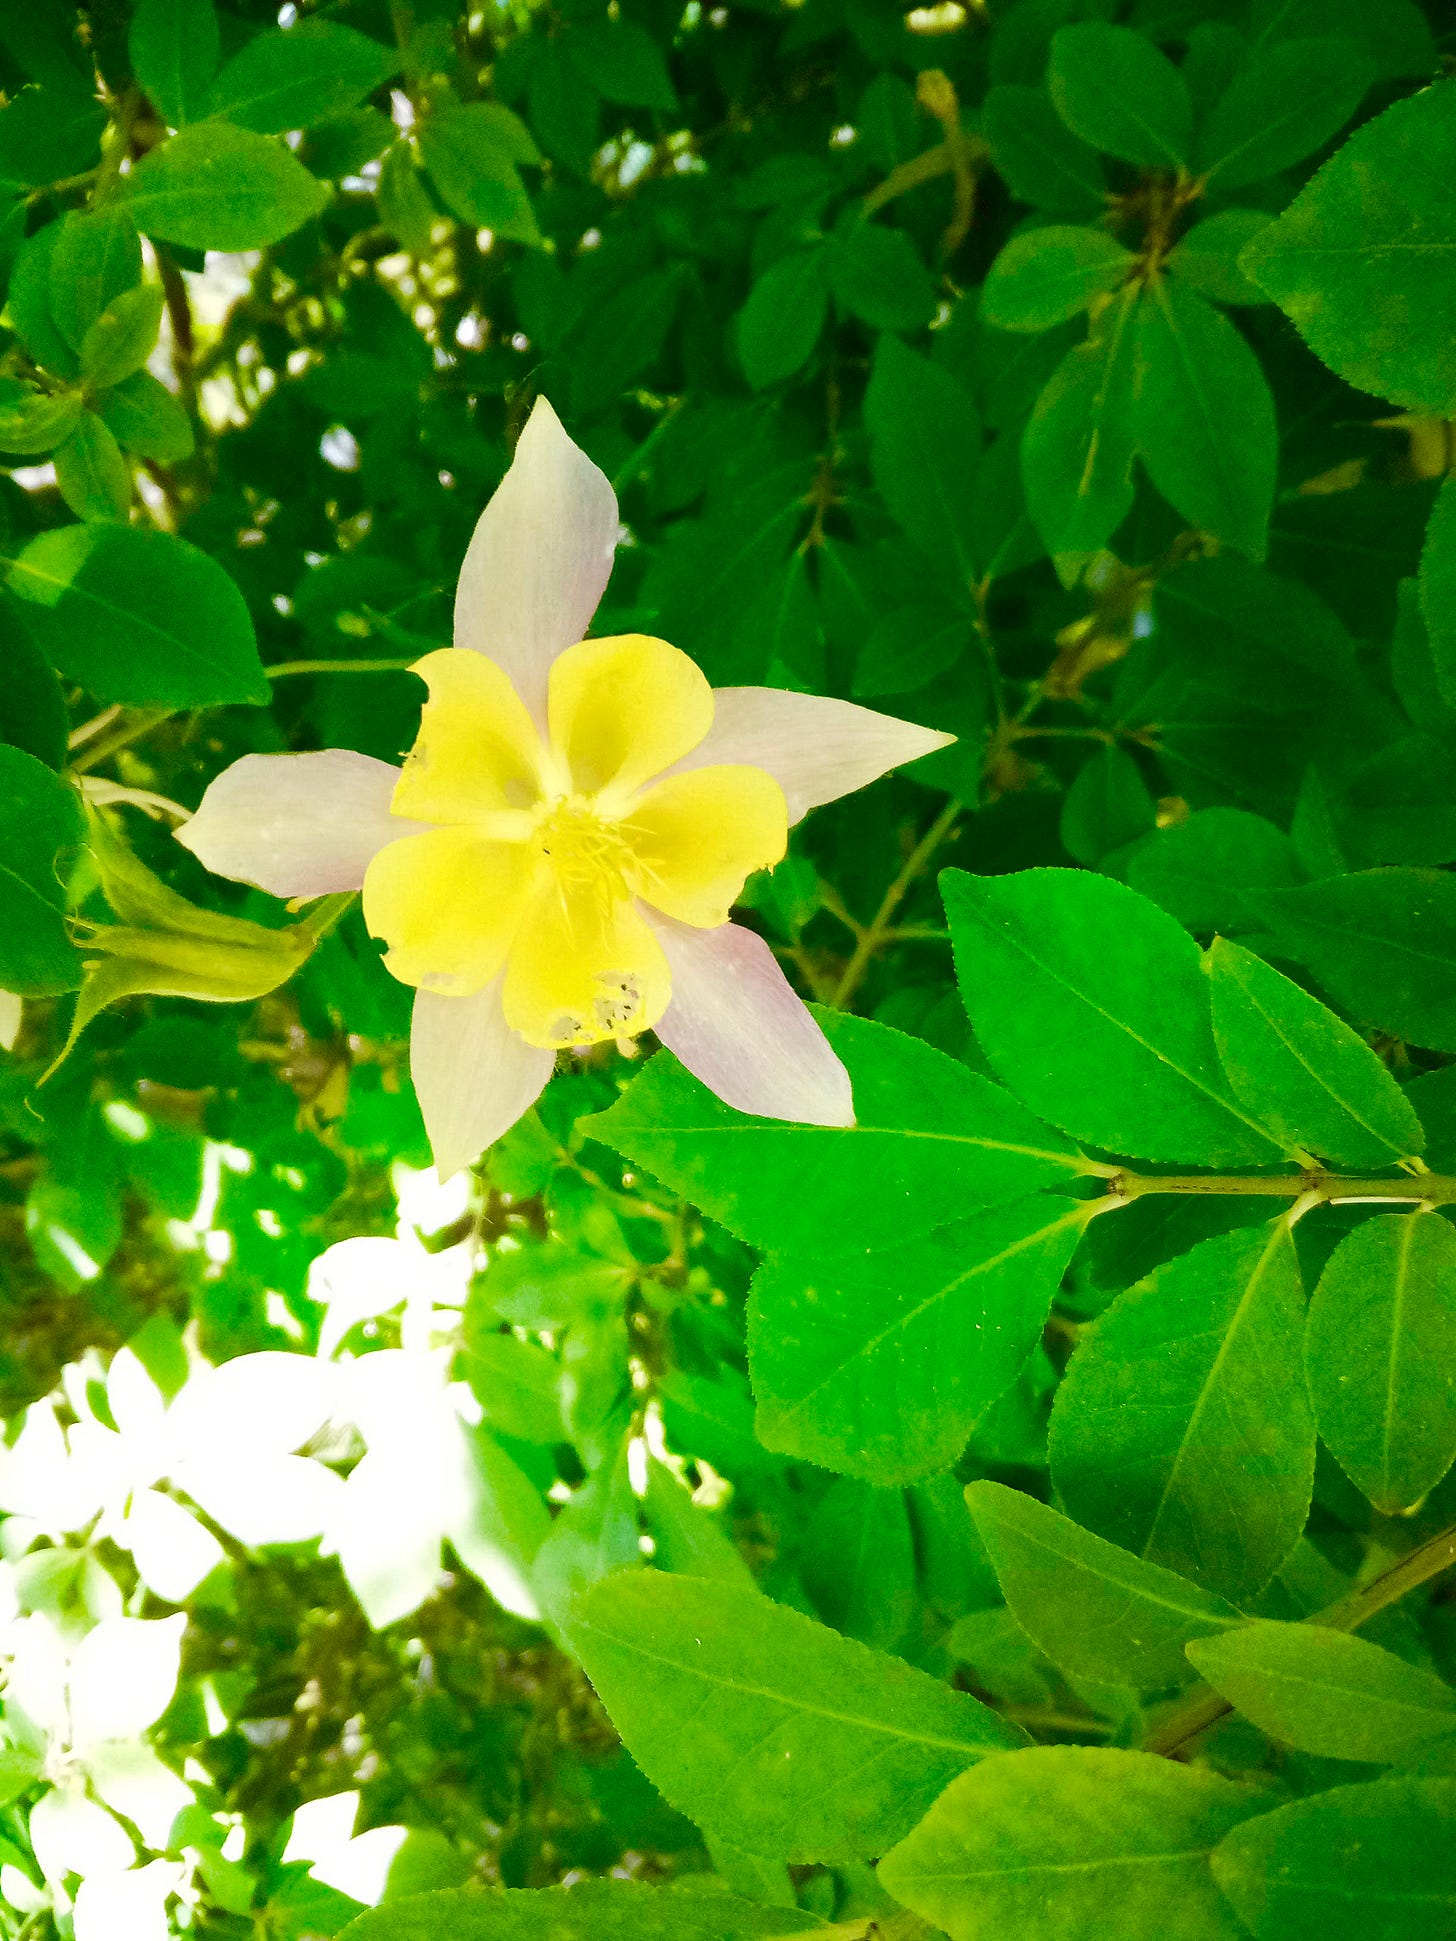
[[502, 881, 670, 1049], [623, 765, 788, 928], [392, 648, 546, 826], [363, 827, 535, 995], [547, 634, 714, 800]]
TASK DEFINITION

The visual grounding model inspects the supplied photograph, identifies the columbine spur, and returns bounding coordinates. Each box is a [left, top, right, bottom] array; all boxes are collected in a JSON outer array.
[[179, 399, 952, 1176]]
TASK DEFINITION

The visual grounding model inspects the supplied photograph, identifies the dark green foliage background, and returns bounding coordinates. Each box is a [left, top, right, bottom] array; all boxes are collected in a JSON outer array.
[[4, 0, 1456, 1936]]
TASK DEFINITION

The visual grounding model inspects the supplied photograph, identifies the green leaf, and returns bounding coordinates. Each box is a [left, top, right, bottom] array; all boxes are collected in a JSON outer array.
[[1211, 1778, 1456, 1939], [0, 385, 83, 456], [50, 206, 143, 352], [98, 370, 194, 463], [1021, 285, 1140, 561], [565, 20, 677, 111], [1049, 1220, 1316, 1603], [1125, 809, 1306, 934], [1196, 39, 1374, 191], [377, 143, 437, 254], [1306, 1211, 1456, 1515], [981, 226, 1134, 334], [0, 744, 84, 995], [7, 221, 79, 376], [206, 21, 399, 134], [1209, 938, 1422, 1169], [1253, 870, 1456, 1053], [1248, 0, 1434, 81], [584, 1010, 1088, 1255], [966, 1480, 1245, 1692], [1049, 23, 1193, 169], [642, 1461, 755, 1591], [1060, 743, 1156, 866], [464, 1333, 567, 1446], [1133, 276, 1276, 560], [1152, 554, 1360, 707], [983, 84, 1105, 215], [79, 284, 166, 389], [749, 1196, 1091, 1485], [737, 248, 829, 391], [826, 222, 937, 335], [864, 335, 982, 584], [8, 523, 267, 708], [1241, 81, 1456, 415], [1187, 1621, 1456, 1764], [0, 82, 104, 194], [943, 867, 1284, 1166], [1167, 210, 1273, 306], [0, 596, 69, 769], [1419, 473, 1456, 710], [419, 104, 540, 244], [123, 120, 329, 250], [54, 412, 132, 523], [336, 1879, 840, 1940], [567, 1571, 1025, 1862], [879, 1746, 1259, 1941], [801, 1478, 917, 1650], [129, 0, 219, 126]]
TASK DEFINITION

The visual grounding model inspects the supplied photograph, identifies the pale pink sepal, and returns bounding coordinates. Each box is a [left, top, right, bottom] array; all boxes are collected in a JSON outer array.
[[176, 750, 423, 899], [453, 396, 619, 722], [411, 978, 555, 1180], [651, 916, 854, 1127], [677, 688, 954, 823]]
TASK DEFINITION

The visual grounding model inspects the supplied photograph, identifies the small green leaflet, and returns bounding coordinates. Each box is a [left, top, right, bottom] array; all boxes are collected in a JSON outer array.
[[123, 120, 329, 250], [1048, 24, 1192, 169], [864, 335, 982, 586], [1211, 1779, 1456, 1940], [1305, 1211, 1456, 1514], [1195, 38, 1374, 192], [585, 1010, 1087, 1255], [944, 867, 1285, 1166], [1133, 275, 1276, 561], [1209, 938, 1423, 1169], [1187, 1621, 1456, 1765], [1049, 1220, 1315, 1604], [982, 84, 1104, 215], [737, 250, 829, 392], [204, 21, 399, 135], [879, 1747, 1260, 1941], [418, 103, 541, 246], [128, 0, 219, 127], [965, 1481, 1245, 1693], [980, 226, 1133, 334], [748, 1196, 1091, 1485], [1021, 284, 1140, 561], [567, 1572, 1025, 1862]]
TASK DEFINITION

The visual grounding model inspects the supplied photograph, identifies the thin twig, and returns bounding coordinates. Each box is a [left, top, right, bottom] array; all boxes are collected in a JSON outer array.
[[831, 798, 962, 1010]]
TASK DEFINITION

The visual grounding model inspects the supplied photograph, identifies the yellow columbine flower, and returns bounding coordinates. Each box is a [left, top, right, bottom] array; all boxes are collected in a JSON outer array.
[[179, 400, 952, 1176]]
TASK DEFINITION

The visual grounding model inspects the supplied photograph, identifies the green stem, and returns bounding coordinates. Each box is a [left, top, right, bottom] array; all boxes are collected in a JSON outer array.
[[1111, 1166, 1449, 1206], [831, 798, 961, 1010], [68, 707, 173, 775], [266, 657, 418, 680], [1144, 1521, 1456, 1758]]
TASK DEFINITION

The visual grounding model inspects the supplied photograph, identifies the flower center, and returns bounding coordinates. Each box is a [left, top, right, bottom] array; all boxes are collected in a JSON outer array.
[[534, 795, 634, 910]]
